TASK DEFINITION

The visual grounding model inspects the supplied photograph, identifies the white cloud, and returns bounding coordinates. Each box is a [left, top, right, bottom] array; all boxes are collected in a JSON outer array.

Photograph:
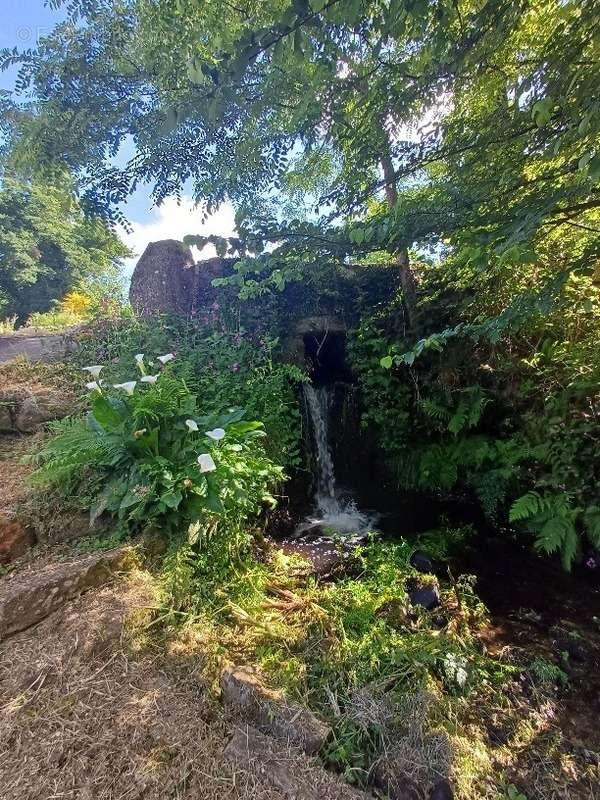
[[119, 196, 236, 277]]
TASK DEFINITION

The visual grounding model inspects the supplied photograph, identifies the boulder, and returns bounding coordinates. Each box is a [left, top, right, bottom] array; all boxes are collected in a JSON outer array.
[[0, 332, 74, 365], [221, 665, 331, 754], [0, 387, 73, 433], [0, 546, 135, 639], [0, 514, 36, 564], [130, 239, 196, 315]]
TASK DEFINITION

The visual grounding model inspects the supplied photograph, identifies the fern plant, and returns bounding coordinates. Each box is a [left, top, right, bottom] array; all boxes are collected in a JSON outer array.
[[509, 492, 600, 570]]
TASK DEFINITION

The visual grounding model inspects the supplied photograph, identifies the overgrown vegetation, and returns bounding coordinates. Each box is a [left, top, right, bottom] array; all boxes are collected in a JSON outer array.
[[1, 1, 599, 797], [34, 353, 284, 541]]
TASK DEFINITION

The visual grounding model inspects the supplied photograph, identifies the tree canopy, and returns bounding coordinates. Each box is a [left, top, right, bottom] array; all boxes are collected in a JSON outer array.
[[0, 175, 129, 323]]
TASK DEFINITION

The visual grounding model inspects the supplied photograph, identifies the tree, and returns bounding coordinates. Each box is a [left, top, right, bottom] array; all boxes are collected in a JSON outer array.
[[2, 0, 598, 328], [0, 176, 129, 324]]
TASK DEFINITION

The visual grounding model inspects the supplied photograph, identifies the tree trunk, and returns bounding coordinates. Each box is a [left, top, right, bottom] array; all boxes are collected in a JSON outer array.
[[380, 148, 419, 333]]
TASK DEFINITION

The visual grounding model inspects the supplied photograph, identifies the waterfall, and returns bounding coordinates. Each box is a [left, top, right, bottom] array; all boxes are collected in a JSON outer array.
[[298, 383, 374, 539], [303, 384, 338, 515]]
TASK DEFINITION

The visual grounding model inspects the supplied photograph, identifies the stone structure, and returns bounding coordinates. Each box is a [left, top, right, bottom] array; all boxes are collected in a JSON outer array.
[[0, 547, 135, 640], [130, 239, 196, 315], [221, 664, 331, 754], [0, 386, 75, 433], [129, 239, 235, 316]]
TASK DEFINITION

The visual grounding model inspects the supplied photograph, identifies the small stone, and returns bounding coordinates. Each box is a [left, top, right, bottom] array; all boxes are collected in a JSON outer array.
[[408, 582, 441, 611], [430, 779, 454, 800]]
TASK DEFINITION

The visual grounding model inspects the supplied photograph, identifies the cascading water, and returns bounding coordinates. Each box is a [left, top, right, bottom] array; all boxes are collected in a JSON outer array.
[[303, 384, 337, 514], [295, 383, 375, 540]]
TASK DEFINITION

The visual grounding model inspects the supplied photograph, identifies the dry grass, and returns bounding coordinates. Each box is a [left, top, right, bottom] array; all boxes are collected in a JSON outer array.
[[0, 572, 371, 800], [0, 433, 43, 512]]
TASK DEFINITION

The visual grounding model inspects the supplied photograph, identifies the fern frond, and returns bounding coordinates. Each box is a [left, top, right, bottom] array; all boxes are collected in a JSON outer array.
[[584, 506, 600, 547], [509, 491, 542, 522]]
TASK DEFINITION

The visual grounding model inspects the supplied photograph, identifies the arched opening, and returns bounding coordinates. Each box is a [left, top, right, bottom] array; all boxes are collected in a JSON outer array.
[[303, 329, 353, 385]]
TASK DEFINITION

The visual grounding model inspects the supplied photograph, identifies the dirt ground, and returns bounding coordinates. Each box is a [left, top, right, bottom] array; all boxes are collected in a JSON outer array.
[[0, 572, 369, 800]]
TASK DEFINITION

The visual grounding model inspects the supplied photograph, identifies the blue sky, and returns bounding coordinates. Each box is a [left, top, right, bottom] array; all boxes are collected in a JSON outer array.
[[0, 1, 235, 276]]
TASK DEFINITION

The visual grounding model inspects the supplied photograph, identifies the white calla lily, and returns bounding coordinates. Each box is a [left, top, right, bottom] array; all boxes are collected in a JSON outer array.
[[86, 381, 101, 391], [197, 453, 217, 473], [186, 419, 199, 432], [83, 365, 103, 379], [134, 353, 144, 365], [113, 381, 137, 395], [205, 428, 226, 441], [157, 353, 175, 364], [140, 374, 159, 384]]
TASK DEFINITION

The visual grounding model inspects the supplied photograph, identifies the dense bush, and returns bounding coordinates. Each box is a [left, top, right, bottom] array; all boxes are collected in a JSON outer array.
[[34, 353, 283, 541], [348, 259, 600, 570], [75, 314, 306, 469]]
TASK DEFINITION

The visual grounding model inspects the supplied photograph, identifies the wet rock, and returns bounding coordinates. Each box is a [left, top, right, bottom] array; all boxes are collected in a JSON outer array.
[[0, 547, 135, 639], [430, 779, 454, 800], [221, 665, 331, 754], [408, 580, 441, 611], [0, 514, 36, 564], [410, 549, 435, 574]]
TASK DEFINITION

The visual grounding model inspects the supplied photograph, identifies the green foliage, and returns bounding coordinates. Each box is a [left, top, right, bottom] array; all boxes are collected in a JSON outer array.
[[509, 492, 600, 571], [75, 315, 306, 469], [527, 657, 568, 688], [34, 355, 283, 539], [0, 176, 128, 324]]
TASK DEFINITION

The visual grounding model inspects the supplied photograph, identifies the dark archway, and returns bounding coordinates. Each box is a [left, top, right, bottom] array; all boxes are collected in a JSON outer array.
[[303, 329, 354, 385]]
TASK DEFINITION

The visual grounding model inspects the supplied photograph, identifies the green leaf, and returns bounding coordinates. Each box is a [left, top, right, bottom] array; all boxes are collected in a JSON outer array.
[[161, 490, 183, 510], [380, 355, 393, 369], [90, 393, 124, 430], [531, 98, 553, 127]]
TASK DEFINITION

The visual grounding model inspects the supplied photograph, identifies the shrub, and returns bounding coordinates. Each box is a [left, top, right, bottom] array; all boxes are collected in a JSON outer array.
[[33, 353, 283, 540]]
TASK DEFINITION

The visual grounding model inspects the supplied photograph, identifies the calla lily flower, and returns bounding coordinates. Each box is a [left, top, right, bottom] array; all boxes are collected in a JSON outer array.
[[197, 453, 216, 473], [186, 419, 199, 432], [83, 365, 103, 379], [157, 353, 175, 364], [205, 428, 226, 441], [140, 374, 159, 384], [134, 353, 144, 365], [113, 381, 137, 395], [86, 381, 101, 391]]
